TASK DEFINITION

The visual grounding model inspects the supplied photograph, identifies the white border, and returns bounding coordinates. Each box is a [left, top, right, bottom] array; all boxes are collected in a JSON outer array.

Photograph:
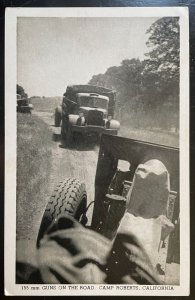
[[5, 7, 189, 296]]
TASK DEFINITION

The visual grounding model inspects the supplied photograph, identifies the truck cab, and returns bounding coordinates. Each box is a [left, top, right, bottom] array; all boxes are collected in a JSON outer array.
[[55, 85, 120, 146]]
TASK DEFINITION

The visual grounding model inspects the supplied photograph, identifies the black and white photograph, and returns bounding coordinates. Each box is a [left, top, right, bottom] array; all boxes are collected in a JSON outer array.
[[5, 7, 189, 296]]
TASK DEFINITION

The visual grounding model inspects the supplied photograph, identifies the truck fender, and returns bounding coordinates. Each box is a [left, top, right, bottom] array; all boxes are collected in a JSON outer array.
[[56, 105, 62, 115], [28, 103, 34, 110], [54, 105, 62, 127], [68, 114, 80, 125], [106, 119, 120, 130]]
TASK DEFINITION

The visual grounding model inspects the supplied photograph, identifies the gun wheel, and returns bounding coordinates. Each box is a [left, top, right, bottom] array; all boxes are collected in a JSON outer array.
[[37, 178, 87, 246]]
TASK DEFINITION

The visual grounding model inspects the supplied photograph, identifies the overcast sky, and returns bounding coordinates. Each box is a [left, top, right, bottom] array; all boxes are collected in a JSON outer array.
[[17, 17, 157, 97]]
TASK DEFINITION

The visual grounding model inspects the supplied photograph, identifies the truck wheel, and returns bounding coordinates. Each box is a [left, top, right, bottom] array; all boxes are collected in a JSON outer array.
[[37, 178, 87, 247], [54, 109, 61, 127], [61, 126, 66, 140], [66, 125, 73, 146]]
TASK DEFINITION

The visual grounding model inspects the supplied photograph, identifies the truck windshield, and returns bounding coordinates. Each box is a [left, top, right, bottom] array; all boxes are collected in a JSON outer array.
[[78, 96, 108, 109]]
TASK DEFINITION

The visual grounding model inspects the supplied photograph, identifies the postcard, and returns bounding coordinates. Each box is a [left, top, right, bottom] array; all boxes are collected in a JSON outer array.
[[5, 7, 189, 296]]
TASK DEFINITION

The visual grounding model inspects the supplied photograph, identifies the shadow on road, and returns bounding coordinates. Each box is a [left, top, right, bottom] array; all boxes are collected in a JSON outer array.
[[53, 131, 100, 152], [59, 139, 99, 152], [59, 143, 99, 152], [52, 133, 61, 142]]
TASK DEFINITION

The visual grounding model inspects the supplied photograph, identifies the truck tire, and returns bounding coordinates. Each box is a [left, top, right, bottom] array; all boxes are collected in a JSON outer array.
[[66, 125, 73, 146], [54, 108, 61, 127], [61, 125, 66, 140], [37, 178, 87, 247]]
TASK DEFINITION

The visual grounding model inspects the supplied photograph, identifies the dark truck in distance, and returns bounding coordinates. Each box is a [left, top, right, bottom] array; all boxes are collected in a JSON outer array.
[[54, 85, 120, 145], [17, 94, 34, 113]]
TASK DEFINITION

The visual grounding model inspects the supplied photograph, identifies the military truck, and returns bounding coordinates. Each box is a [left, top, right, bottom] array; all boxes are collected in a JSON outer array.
[[17, 94, 34, 113], [54, 85, 120, 145]]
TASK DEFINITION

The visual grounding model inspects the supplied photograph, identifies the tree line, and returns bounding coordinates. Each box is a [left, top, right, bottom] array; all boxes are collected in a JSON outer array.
[[88, 17, 179, 132], [17, 84, 28, 99]]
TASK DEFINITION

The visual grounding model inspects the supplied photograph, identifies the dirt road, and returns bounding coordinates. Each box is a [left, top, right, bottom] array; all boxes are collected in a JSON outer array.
[[35, 111, 98, 209], [16, 111, 98, 266]]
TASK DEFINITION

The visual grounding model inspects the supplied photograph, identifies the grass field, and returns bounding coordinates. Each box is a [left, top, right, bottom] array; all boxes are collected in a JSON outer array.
[[119, 126, 179, 148], [17, 113, 53, 239], [30, 97, 62, 112]]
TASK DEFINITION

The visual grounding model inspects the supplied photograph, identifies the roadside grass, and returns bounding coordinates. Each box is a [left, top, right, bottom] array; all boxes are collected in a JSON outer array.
[[30, 97, 62, 113], [17, 113, 53, 239], [119, 125, 179, 148]]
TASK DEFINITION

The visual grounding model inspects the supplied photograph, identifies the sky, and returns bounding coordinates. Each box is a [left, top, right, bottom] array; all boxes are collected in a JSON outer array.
[[17, 17, 158, 97]]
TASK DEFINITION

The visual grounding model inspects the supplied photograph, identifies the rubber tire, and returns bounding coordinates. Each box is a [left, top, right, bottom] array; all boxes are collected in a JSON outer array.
[[54, 109, 61, 127], [61, 125, 66, 141], [66, 125, 73, 147], [37, 178, 87, 246]]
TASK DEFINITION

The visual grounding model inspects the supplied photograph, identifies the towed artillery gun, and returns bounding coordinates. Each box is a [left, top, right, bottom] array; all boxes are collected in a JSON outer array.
[[54, 85, 120, 145], [37, 134, 179, 278]]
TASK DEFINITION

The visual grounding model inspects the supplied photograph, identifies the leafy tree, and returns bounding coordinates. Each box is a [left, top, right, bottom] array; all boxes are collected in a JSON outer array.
[[17, 84, 28, 98], [89, 58, 144, 108], [141, 17, 180, 131], [88, 17, 180, 131], [142, 17, 179, 97]]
